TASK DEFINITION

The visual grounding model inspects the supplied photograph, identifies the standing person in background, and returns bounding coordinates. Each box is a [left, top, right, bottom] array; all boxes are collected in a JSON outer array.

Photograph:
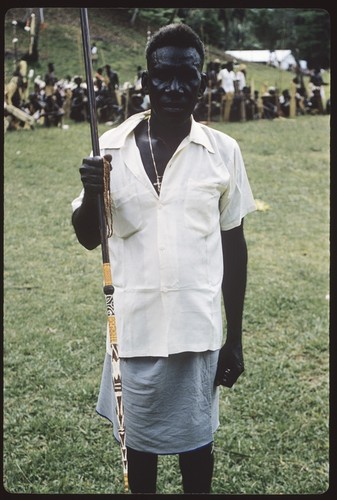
[[235, 63, 247, 92], [308, 67, 328, 114], [134, 65, 144, 91], [5, 60, 28, 107], [91, 42, 98, 67], [218, 61, 235, 121], [44, 62, 57, 99], [105, 64, 119, 105], [72, 23, 256, 494], [94, 67, 105, 91]]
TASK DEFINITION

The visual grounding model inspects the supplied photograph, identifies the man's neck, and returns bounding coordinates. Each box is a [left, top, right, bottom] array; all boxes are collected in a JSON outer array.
[[149, 114, 192, 149]]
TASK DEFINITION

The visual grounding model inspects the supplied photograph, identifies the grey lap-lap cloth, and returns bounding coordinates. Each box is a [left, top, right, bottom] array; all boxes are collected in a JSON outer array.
[[96, 350, 220, 454]]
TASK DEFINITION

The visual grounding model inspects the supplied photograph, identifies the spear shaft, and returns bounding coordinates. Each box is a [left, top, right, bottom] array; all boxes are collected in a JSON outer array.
[[79, 8, 107, 262], [79, 8, 128, 492]]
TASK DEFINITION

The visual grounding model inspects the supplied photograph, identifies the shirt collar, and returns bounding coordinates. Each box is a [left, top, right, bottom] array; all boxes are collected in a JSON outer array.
[[188, 116, 215, 154], [99, 110, 150, 150], [99, 110, 214, 154]]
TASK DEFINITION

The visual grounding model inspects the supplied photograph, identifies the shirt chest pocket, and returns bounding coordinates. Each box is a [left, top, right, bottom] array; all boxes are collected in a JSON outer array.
[[112, 183, 143, 238], [184, 180, 221, 236]]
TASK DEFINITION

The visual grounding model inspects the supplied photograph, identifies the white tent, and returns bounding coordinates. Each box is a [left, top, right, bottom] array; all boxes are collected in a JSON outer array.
[[225, 49, 300, 70], [225, 50, 272, 64], [270, 50, 296, 70]]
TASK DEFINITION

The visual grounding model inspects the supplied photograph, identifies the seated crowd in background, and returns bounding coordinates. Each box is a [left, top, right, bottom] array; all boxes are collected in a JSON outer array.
[[4, 59, 329, 131]]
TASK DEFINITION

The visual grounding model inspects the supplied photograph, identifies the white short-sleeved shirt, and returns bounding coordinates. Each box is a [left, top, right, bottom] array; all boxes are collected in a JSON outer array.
[[217, 68, 236, 93], [72, 111, 256, 358]]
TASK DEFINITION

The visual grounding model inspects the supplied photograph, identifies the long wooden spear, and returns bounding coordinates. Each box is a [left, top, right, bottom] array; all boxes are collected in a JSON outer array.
[[79, 8, 128, 492]]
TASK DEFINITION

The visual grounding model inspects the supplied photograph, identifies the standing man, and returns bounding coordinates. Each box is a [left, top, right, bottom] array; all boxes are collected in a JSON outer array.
[[218, 61, 236, 122], [235, 63, 247, 92], [44, 62, 57, 97], [105, 64, 119, 105], [91, 42, 98, 67], [72, 23, 256, 494]]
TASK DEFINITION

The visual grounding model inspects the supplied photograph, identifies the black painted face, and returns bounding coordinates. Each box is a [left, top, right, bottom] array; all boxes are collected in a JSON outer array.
[[142, 46, 206, 126]]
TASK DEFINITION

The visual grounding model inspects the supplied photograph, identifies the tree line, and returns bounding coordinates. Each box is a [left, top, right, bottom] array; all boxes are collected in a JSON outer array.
[[128, 8, 330, 70]]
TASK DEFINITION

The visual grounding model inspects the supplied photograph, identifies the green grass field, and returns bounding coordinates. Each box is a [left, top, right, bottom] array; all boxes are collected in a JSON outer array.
[[3, 113, 330, 494]]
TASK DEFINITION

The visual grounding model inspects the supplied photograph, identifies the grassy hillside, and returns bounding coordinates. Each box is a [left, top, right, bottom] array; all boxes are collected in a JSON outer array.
[[4, 8, 149, 84], [4, 7, 330, 100]]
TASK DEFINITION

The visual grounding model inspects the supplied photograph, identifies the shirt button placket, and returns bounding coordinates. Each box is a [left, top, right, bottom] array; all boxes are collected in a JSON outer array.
[[157, 201, 166, 289]]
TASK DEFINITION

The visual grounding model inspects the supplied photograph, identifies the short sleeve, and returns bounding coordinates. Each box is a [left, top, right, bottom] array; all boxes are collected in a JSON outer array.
[[71, 188, 84, 212], [219, 141, 256, 231]]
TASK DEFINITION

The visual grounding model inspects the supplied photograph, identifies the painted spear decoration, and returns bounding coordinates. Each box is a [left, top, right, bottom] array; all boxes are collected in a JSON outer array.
[[79, 8, 128, 492]]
